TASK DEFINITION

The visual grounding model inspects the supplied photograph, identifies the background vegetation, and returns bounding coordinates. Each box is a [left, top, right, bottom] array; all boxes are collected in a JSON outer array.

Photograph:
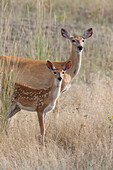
[[0, 0, 113, 169]]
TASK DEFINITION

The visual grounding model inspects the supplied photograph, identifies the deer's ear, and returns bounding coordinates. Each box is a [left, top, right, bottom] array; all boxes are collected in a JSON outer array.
[[46, 60, 55, 71], [61, 28, 72, 40], [82, 28, 93, 39], [63, 60, 72, 71]]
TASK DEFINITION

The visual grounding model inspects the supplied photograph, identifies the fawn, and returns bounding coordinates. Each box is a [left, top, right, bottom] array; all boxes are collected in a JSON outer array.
[[8, 60, 72, 145]]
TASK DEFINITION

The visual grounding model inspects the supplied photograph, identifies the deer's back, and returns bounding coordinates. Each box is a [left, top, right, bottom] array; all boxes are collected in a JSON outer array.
[[12, 82, 51, 110]]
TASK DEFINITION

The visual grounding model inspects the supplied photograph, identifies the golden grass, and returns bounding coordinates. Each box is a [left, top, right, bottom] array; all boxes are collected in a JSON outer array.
[[0, 74, 112, 169], [0, 0, 113, 169]]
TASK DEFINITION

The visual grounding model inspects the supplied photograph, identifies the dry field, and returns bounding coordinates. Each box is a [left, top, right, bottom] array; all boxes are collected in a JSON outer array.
[[0, 0, 113, 169]]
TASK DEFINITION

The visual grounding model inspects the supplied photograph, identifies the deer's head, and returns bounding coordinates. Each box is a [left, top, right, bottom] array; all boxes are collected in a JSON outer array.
[[61, 28, 93, 53], [46, 60, 72, 84]]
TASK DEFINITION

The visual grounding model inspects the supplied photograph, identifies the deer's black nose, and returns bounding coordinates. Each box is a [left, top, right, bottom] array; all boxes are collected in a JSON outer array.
[[58, 77, 62, 81], [78, 45, 83, 51]]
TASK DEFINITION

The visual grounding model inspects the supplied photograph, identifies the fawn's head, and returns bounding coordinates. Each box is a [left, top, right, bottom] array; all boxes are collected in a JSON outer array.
[[46, 60, 72, 84], [61, 28, 93, 53]]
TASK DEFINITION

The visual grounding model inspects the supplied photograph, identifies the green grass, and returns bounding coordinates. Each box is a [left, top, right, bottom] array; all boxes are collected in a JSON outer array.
[[0, 57, 18, 133]]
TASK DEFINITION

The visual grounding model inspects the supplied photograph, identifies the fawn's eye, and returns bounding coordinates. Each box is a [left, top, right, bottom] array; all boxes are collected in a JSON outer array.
[[54, 71, 57, 75], [62, 71, 65, 74], [82, 39, 84, 42], [72, 39, 76, 43]]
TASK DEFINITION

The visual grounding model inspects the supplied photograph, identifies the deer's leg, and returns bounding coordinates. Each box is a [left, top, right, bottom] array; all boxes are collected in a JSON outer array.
[[37, 112, 45, 146], [5, 104, 21, 135], [8, 104, 21, 119]]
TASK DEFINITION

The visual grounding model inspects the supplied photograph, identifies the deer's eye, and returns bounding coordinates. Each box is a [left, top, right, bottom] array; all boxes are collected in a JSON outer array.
[[62, 71, 65, 74], [54, 71, 57, 75], [82, 39, 84, 42], [72, 39, 76, 43]]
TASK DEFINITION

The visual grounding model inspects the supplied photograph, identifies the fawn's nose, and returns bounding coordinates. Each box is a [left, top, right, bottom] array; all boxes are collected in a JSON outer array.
[[78, 45, 83, 51], [58, 77, 62, 81]]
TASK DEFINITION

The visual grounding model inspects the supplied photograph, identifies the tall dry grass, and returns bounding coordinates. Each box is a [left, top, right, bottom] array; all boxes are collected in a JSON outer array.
[[0, 57, 18, 133], [0, 0, 113, 169], [0, 75, 113, 169]]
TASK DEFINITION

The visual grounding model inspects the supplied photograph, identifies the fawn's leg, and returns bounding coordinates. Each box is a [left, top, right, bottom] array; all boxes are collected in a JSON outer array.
[[8, 104, 21, 119], [5, 104, 21, 135], [37, 112, 45, 146]]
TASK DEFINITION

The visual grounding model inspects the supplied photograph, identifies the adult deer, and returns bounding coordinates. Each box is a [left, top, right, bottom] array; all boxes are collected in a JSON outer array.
[[0, 28, 93, 114], [8, 60, 72, 146]]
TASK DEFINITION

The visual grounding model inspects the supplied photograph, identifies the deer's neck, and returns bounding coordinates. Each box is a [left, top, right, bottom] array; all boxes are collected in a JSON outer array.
[[68, 46, 82, 79], [51, 79, 62, 103]]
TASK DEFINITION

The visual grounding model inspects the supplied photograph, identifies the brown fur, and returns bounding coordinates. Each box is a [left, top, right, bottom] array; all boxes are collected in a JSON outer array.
[[9, 61, 71, 146], [0, 28, 93, 115]]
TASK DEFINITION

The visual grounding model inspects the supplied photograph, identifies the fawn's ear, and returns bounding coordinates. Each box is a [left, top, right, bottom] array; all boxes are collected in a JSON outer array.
[[82, 28, 93, 39], [61, 28, 72, 40], [46, 60, 55, 71], [63, 60, 72, 71]]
